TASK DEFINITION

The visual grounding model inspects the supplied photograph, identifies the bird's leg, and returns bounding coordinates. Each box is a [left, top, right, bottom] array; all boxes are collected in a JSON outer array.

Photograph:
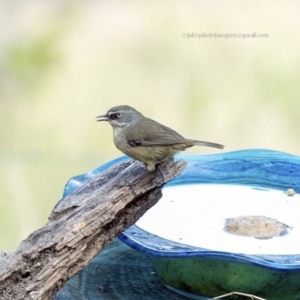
[[156, 157, 177, 183], [155, 158, 175, 184], [155, 164, 166, 184]]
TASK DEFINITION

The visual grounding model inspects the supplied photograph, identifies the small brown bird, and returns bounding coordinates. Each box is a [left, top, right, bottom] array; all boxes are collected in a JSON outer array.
[[96, 105, 224, 171]]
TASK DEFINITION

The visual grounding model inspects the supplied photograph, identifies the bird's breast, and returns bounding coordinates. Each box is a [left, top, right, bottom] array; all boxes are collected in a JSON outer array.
[[112, 127, 128, 150]]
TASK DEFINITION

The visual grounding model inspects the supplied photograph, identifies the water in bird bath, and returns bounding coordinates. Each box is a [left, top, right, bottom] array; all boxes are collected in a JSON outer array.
[[135, 184, 300, 255]]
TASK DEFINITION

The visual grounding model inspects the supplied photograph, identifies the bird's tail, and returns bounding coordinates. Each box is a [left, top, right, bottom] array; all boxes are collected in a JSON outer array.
[[187, 139, 224, 149]]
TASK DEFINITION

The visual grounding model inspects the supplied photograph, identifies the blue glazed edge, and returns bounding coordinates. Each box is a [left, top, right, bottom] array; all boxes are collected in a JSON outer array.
[[63, 149, 300, 270]]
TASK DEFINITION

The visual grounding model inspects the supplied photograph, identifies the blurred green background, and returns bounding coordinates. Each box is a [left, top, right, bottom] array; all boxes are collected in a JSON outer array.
[[0, 1, 299, 251]]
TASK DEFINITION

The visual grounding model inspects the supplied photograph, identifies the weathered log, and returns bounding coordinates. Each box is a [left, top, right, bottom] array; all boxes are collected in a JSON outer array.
[[0, 158, 186, 300]]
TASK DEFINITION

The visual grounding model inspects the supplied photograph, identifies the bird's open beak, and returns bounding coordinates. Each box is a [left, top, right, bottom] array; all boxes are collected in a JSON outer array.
[[96, 114, 109, 122]]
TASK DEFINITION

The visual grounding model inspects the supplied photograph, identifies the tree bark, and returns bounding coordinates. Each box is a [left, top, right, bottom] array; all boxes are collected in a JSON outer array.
[[0, 158, 186, 300]]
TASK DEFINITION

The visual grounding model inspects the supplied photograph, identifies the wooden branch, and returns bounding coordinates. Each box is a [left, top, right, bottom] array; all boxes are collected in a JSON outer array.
[[0, 158, 186, 300]]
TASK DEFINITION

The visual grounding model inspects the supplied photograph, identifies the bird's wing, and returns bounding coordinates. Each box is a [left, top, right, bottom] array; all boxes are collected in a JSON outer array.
[[127, 118, 186, 147]]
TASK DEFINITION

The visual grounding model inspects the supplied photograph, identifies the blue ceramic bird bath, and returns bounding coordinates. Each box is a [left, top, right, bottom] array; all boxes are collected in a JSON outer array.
[[64, 149, 300, 300]]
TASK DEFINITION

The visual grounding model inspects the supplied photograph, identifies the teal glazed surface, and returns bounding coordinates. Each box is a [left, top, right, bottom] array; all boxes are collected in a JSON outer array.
[[63, 149, 300, 270]]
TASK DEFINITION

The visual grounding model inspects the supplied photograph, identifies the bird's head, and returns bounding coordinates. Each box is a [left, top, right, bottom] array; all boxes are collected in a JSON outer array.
[[96, 105, 143, 128]]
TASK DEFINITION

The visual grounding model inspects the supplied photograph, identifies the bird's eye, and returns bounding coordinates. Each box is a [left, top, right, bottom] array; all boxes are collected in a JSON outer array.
[[109, 113, 123, 119]]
